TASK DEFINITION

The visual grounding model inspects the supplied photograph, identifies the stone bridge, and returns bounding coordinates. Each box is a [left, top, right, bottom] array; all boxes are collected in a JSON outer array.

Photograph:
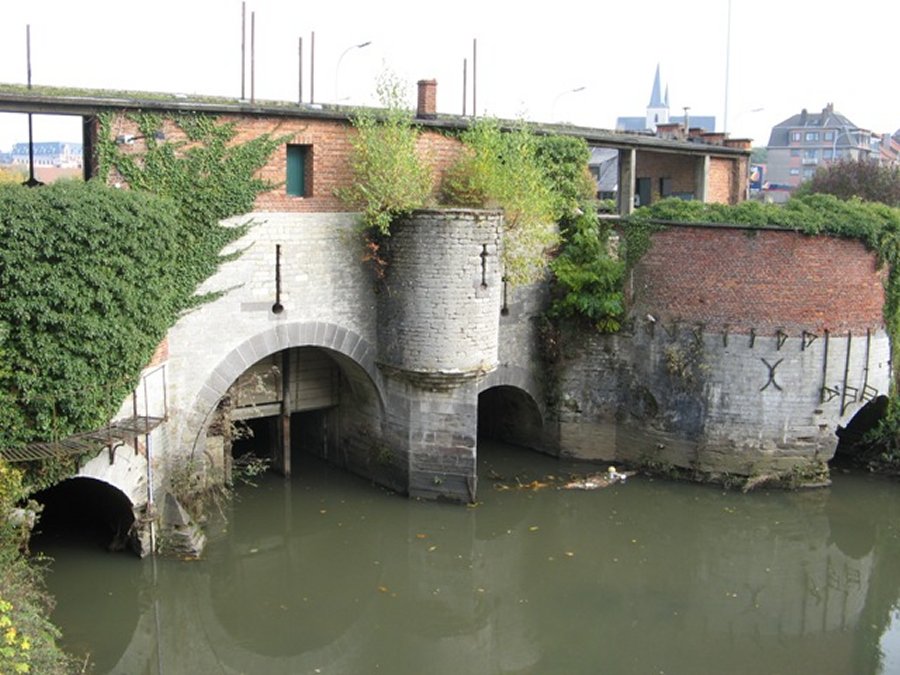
[[47, 210, 891, 556]]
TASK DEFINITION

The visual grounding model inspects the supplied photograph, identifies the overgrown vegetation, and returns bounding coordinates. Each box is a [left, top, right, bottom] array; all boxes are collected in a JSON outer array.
[[539, 136, 624, 331], [0, 461, 80, 673], [0, 113, 283, 491], [339, 73, 434, 235], [441, 118, 560, 285]]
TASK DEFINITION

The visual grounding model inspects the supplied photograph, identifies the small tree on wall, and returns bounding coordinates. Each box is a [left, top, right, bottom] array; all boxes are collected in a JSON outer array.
[[339, 72, 434, 235], [441, 118, 559, 285]]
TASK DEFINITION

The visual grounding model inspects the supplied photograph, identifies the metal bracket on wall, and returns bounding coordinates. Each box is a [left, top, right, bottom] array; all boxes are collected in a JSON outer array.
[[841, 386, 859, 416], [749, 328, 756, 349], [500, 275, 509, 316], [272, 244, 284, 314], [802, 331, 818, 351], [775, 329, 788, 351], [480, 244, 489, 289], [760, 358, 784, 392], [861, 384, 879, 402], [722, 325, 729, 347], [692, 323, 704, 347], [840, 331, 853, 416], [820, 330, 830, 402], [821, 386, 840, 403]]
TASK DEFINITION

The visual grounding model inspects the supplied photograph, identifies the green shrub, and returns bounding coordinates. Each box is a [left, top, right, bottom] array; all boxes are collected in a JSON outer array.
[[339, 73, 433, 234], [0, 461, 79, 674], [441, 119, 558, 285]]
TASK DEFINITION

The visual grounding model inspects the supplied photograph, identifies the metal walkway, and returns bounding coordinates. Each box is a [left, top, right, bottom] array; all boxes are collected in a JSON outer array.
[[1, 416, 165, 463]]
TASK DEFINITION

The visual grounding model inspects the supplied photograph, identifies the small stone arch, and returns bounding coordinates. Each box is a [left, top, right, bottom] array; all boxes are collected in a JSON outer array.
[[477, 366, 547, 452], [31, 475, 139, 554], [478, 365, 546, 420], [187, 321, 384, 458]]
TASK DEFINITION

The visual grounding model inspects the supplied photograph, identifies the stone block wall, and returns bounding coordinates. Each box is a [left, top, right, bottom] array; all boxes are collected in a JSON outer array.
[[377, 210, 503, 375]]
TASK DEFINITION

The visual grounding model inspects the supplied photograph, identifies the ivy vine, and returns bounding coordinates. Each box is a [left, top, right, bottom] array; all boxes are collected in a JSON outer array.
[[0, 112, 284, 490]]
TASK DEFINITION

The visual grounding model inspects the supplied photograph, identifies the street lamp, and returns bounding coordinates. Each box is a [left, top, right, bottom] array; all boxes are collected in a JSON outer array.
[[335, 41, 372, 103], [551, 86, 585, 122]]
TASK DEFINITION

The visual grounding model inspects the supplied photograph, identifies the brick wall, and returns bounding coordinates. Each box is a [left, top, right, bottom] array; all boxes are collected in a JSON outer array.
[[630, 226, 886, 334], [105, 112, 465, 213], [708, 157, 736, 204], [635, 151, 697, 201]]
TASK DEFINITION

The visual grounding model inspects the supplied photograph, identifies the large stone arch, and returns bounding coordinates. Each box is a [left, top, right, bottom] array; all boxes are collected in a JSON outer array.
[[186, 321, 384, 459]]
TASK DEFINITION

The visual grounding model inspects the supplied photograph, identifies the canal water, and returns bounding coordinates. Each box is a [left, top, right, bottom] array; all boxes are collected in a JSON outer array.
[[32, 442, 900, 674]]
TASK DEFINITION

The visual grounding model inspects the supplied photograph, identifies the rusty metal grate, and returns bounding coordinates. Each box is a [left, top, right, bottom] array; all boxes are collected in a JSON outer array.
[[1, 416, 165, 463]]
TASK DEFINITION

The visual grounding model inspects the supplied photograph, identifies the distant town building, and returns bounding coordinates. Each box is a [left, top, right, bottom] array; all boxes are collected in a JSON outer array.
[[10, 141, 82, 168], [873, 131, 900, 167], [765, 104, 874, 190], [616, 65, 716, 134]]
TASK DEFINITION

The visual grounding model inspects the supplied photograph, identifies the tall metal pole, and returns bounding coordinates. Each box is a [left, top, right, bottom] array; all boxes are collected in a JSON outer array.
[[310, 31, 316, 104], [462, 58, 467, 116], [25, 25, 39, 187], [241, 2, 246, 99], [472, 38, 477, 117], [250, 11, 256, 103]]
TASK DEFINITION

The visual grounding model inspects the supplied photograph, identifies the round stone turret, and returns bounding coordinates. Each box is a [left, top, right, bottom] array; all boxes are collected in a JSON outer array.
[[377, 209, 503, 384]]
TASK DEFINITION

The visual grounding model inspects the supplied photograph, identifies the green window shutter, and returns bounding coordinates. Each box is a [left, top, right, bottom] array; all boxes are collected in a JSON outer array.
[[286, 145, 307, 196]]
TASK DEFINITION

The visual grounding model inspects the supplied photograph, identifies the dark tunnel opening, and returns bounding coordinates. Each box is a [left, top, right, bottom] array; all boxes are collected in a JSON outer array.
[[833, 395, 889, 467], [30, 477, 137, 556]]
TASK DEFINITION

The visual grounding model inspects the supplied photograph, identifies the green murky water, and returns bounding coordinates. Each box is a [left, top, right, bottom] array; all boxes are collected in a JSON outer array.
[[34, 443, 900, 674]]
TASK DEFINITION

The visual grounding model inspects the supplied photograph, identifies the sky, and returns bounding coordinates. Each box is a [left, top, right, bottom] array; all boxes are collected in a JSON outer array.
[[0, 0, 898, 152]]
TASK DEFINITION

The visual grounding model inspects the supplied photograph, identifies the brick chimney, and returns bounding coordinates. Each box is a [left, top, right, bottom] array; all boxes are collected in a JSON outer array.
[[655, 122, 684, 141], [417, 79, 437, 119]]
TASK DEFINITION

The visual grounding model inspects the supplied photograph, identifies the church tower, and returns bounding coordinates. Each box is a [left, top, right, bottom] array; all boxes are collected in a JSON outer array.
[[645, 64, 670, 131]]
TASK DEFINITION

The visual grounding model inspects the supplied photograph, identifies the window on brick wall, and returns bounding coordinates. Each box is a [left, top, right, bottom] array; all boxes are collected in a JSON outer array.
[[790, 148, 800, 157], [804, 132, 819, 142], [286, 144, 311, 197], [791, 132, 801, 142]]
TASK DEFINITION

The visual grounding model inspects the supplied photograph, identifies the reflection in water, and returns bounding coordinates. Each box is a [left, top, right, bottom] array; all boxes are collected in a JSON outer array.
[[37, 443, 900, 674]]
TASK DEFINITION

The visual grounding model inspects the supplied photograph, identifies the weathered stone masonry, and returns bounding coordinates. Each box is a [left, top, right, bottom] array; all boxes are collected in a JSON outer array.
[[556, 225, 890, 477]]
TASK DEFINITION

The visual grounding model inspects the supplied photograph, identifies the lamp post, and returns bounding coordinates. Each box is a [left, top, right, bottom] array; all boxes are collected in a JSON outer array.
[[551, 86, 585, 122], [335, 41, 371, 103]]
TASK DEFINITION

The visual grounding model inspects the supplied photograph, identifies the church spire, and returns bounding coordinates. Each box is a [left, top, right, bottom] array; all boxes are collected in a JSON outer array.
[[648, 64, 665, 108]]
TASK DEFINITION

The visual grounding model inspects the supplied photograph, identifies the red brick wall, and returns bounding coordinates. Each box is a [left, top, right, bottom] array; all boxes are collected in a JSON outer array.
[[708, 157, 740, 204], [630, 226, 885, 334], [104, 112, 465, 213]]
